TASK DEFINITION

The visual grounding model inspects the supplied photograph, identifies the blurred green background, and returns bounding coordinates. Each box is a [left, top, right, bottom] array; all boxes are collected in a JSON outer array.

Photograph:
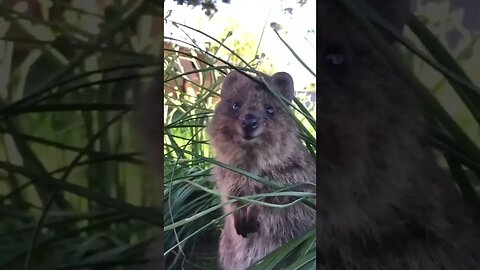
[[0, 0, 162, 269]]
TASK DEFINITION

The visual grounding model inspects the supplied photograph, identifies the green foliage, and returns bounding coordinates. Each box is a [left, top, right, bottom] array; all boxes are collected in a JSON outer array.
[[170, 0, 229, 17], [0, 1, 161, 269], [167, 0, 310, 18]]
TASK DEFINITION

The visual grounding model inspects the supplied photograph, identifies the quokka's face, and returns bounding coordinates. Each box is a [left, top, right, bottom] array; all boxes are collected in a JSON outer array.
[[315, 0, 415, 162], [207, 71, 297, 150], [316, 0, 413, 118]]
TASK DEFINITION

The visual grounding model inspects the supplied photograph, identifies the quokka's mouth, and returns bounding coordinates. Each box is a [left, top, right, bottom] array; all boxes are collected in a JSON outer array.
[[233, 124, 262, 142], [242, 129, 262, 141], [239, 132, 261, 142]]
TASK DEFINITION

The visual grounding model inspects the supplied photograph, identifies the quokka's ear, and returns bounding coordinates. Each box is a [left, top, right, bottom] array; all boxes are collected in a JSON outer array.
[[220, 70, 242, 97], [270, 72, 295, 102]]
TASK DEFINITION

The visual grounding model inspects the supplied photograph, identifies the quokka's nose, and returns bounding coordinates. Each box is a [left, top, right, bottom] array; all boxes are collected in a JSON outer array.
[[242, 114, 258, 130]]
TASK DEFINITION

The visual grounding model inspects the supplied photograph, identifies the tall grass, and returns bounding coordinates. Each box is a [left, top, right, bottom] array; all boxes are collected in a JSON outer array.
[[0, 1, 161, 269]]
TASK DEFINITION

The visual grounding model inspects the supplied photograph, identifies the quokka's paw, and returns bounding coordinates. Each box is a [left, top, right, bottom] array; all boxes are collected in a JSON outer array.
[[234, 205, 260, 238]]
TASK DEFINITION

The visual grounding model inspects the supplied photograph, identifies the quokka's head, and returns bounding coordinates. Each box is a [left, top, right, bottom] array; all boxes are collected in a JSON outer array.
[[318, 0, 412, 116], [207, 71, 299, 160], [317, 0, 416, 163]]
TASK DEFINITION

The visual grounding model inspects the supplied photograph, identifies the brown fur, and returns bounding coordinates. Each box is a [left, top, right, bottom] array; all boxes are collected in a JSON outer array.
[[317, 0, 480, 269], [207, 71, 316, 269]]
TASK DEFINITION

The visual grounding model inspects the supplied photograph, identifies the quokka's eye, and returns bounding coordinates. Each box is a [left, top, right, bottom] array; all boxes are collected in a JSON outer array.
[[266, 107, 274, 115], [232, 103, 240, 111], [324, 44, 346, 69]]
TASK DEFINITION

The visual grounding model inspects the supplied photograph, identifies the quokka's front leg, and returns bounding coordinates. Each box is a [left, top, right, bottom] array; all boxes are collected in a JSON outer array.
[[233, 203, 260, 237], [227, 184, 262, 238]]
